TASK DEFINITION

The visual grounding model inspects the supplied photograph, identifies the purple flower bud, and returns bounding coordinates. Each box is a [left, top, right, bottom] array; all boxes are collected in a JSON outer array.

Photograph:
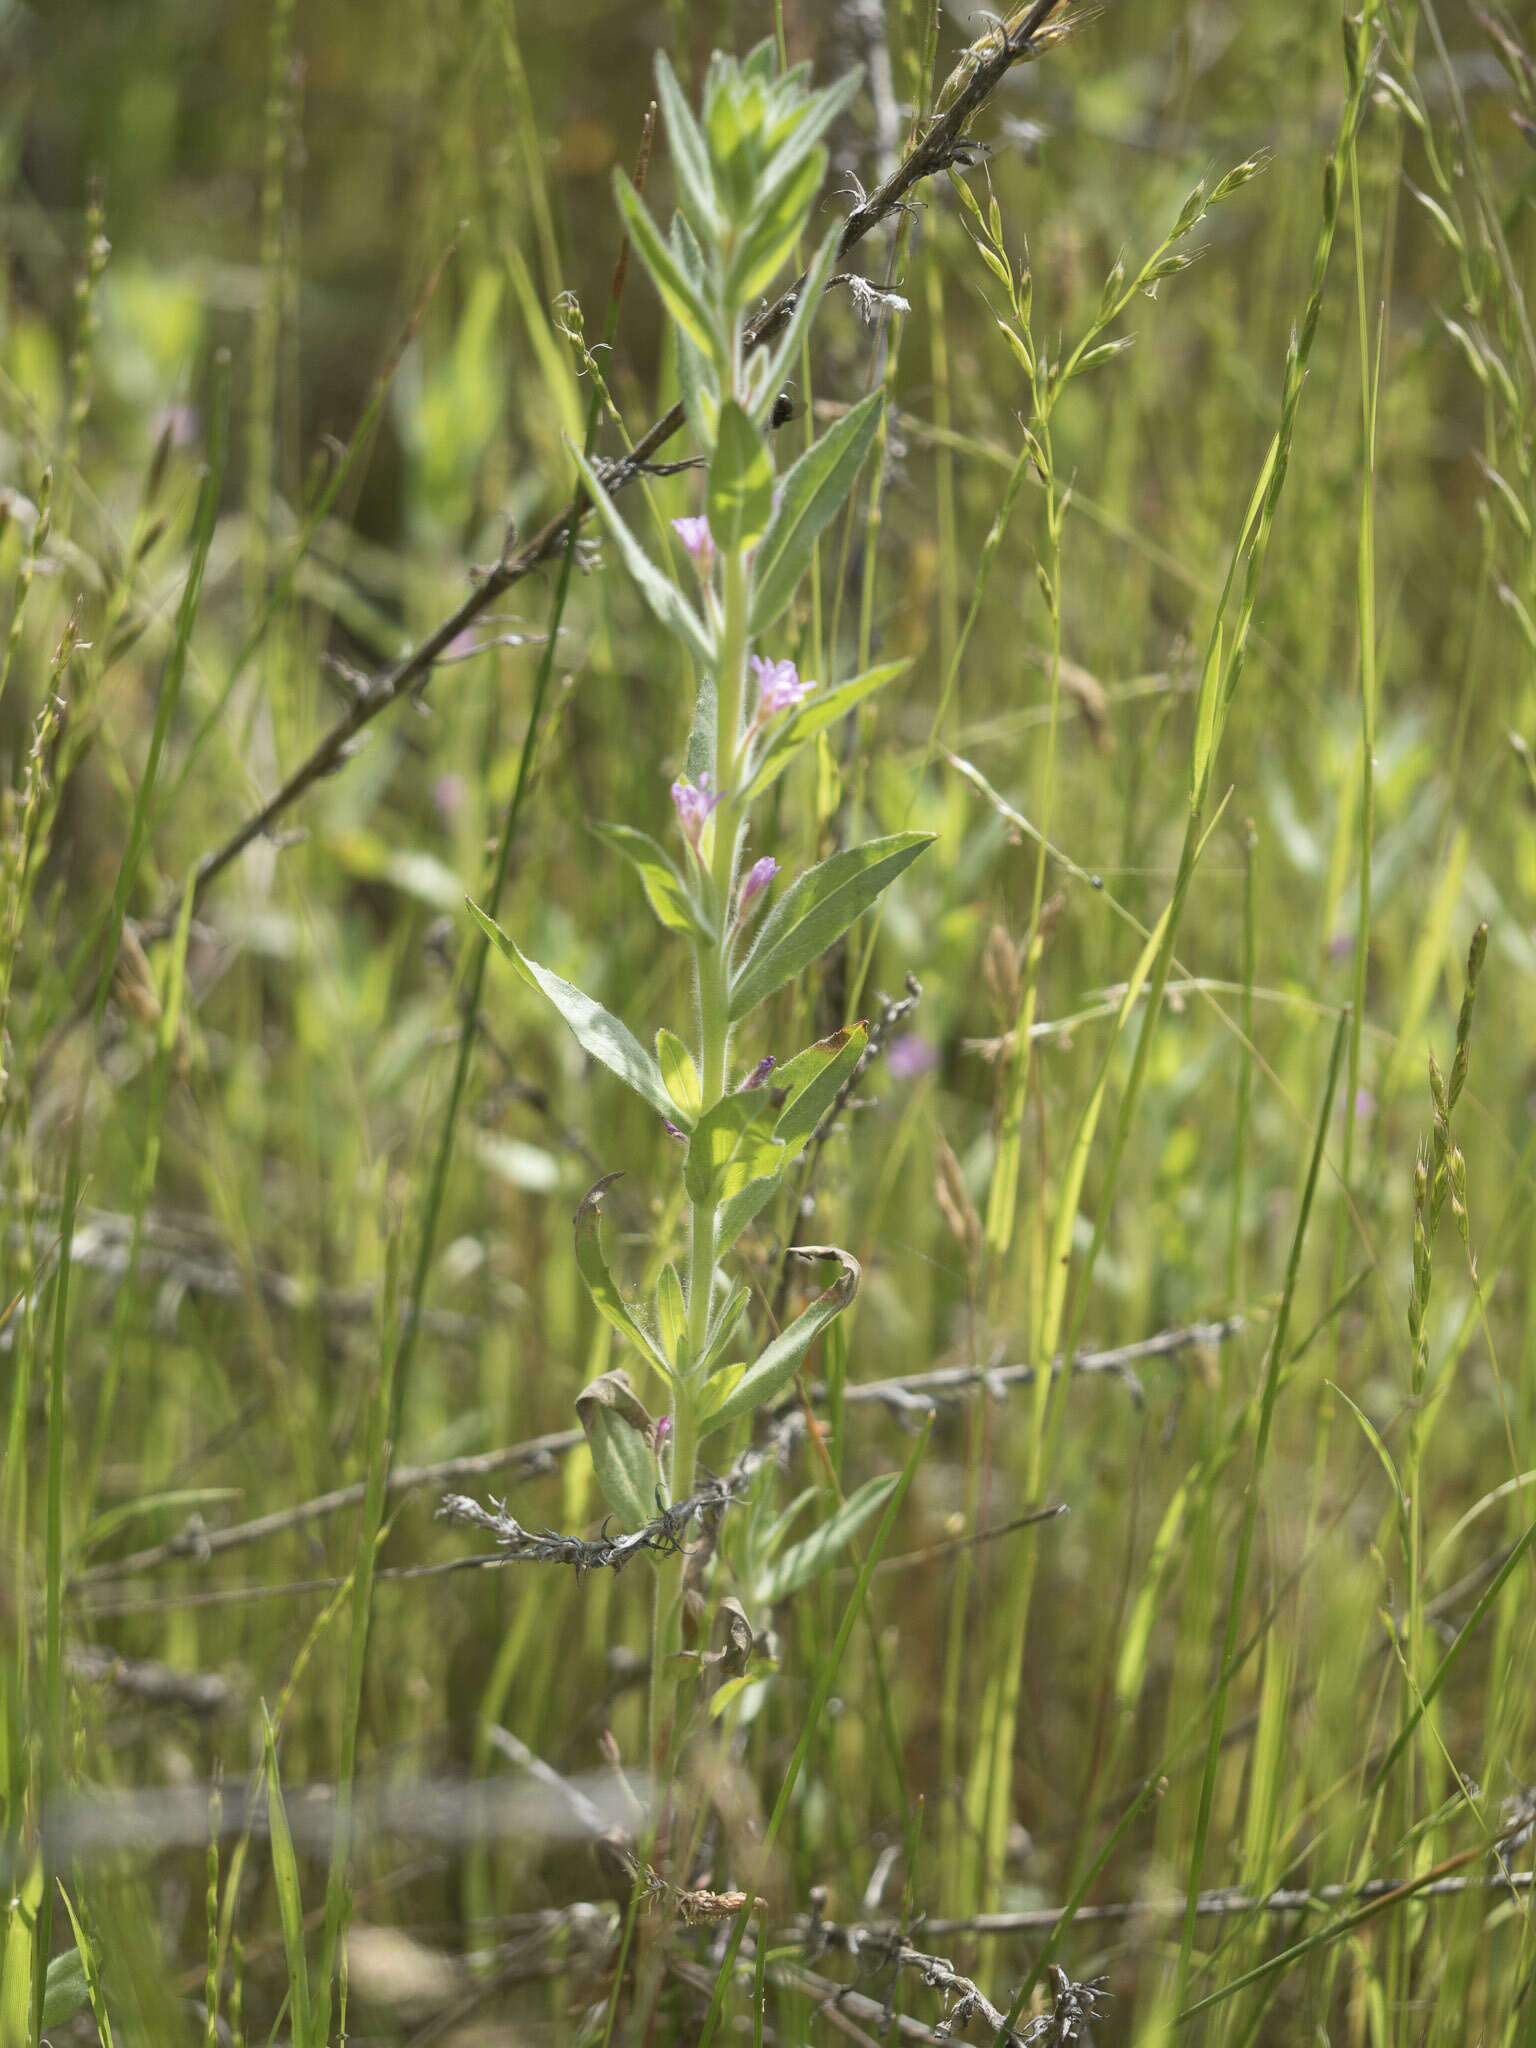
[[670, 773, 720, 850], [653, 1414, 673, 1450], [662, 1118, 686, 1141], [738, 1054, 776, 1091], [750, 654, 816, 718], [739, 855, 779, 915], [672, 515, 715, 571]]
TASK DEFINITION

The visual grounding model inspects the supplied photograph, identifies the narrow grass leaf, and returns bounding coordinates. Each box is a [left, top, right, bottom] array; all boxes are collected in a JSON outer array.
[[262, 1709, 313, 2048]]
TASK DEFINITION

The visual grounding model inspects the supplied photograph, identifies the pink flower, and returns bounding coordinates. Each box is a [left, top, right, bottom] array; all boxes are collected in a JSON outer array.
[[739, 855, 779, 916], [737, 1054, 776, 1091], [672, 515, 715, 571], [670, 773, 720, 851], [750, 654, 816, 718]]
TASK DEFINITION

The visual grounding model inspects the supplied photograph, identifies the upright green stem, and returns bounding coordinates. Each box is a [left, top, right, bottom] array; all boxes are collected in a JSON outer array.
[[654, 451, 752, 1781]]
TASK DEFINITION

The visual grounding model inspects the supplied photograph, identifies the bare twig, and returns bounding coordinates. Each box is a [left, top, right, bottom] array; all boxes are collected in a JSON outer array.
[[4, 1200, 479, 1348], [817, 1314, 1244, 1414], [151, 3, 1065, 930], [437, 1478, 737, 1577], [70, 1428, 581, 1586], [70, 1317, 1226, 1590]]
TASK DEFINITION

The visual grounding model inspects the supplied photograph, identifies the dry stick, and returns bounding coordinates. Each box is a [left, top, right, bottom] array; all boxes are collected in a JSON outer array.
[[69, 1428, 580, 1585], [70, 1316, 1230, 1587], [801, 1851, 1535, 1940], [153, 0, 1065, 931]]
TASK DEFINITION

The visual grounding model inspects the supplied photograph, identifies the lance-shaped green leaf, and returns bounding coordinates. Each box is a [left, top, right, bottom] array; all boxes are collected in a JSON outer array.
[[699, 1246, 860, 1437], [593, 821, 708, 940], [574, 1175, 670, 1378], [728, 833, 933, 1021], [611, 168, 724, 367], [576, 1369, 658, 1530], [717, 1175, 782, 1256], [747, 219, 843, 429], [773, 1022, 867, 1148], [656, 1262, 689, 1375], [740, 660, 909, 803], [468, 901, 675, 1122], [567, 441, 714, 668], [653, 52, 722, 245], [685, 1091, 784, 1208], [673, 217, 721, 447], [755, 1471, 900, 1604], [728, 148, 825, 306], [656, 1028, 702, 1121], [686, 667, 717, 784], [749, 390, 884, 635], [707, 400, 775, 555], [695, 1281, 750, 1378]]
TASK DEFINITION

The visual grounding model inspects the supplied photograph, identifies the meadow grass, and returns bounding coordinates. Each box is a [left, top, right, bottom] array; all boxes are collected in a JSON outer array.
[[2, 0, 1535, 2041]]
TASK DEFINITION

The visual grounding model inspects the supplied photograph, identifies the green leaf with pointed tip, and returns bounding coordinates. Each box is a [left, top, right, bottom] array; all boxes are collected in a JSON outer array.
[[686, 668, 717, 785], [672, 217, 721, 447], [717, 1176, 781, 1256], [697, 1360, 747, 1422], [696, 1282, 751, 1377], [611, 169, 724, 367], [749, 391, 884, 634], [707, 400, 775, 555], [657, 1262, 689, 1372], [574, 1176, 671, 1378], [685, 1091, 784, 1207], [740, 661, 909, 804], [656, 1028, 702, 1121], [747, 220, 843, 430], [728, 833, 933, 1021], [468, 901, 675, 1123], [577, 1370, 658, 1530], [755, 1472, 900, 1604], [593, 821, 706, 939], [728, 147, 826, 305], [698, 1247, 860, 1437], [653, 53, 722, 243], [773, 1023, 867, 1148], [567, 440, 714, 667]]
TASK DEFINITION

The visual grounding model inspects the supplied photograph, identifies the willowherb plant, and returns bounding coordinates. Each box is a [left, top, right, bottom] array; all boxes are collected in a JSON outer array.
[[468, 44, 931, 1767]]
